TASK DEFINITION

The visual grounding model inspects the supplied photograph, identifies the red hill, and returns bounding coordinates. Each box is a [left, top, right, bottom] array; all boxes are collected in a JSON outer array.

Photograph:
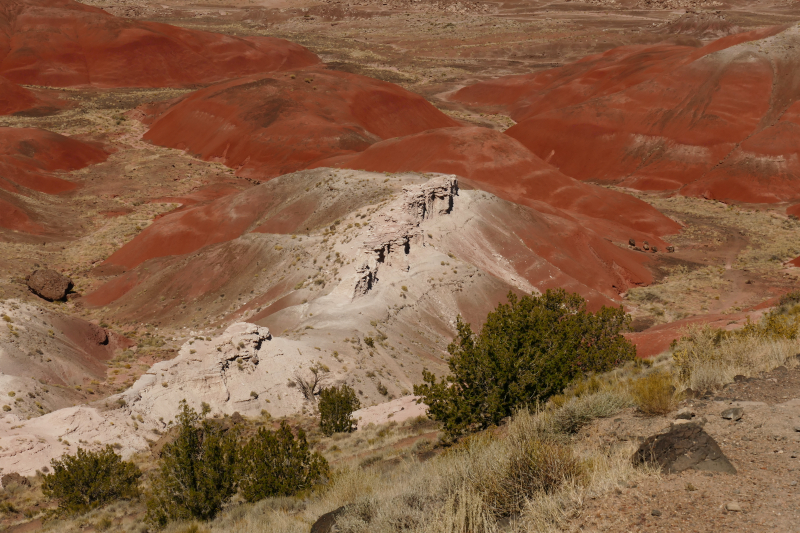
[[315, 127, 680, 240], [0, 128, 107, 234], [142, 69, 461, 179], [452, 25, 800, 204], [0, 0, 319, 88]]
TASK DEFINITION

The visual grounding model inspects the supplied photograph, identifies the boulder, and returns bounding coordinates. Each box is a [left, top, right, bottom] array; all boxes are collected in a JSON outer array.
[[721, 407, 744, 421], [27, 269, 72, 301], [310, 506, 347, 533], [86, 322, 109, 345], [632, 423, 736, 474]]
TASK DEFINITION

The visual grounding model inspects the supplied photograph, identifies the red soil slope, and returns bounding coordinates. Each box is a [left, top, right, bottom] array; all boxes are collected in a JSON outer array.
[[0, 128, 107, 195], [0, 196, 45, 234], [0, 0, 319, 88], [143, 69, 461, 179], [315, 127, 680, 240], [453, 25, 800, 203], [0, 76, 38, 115], [97, 169, 379, 271], [0, 128, 107, 233]]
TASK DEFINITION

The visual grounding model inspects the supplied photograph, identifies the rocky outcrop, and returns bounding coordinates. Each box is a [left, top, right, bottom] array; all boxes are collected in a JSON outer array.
[[364, 175, 458, 260], [633, 423, 736, 474], [0, 322, 330, 475], [27, 268, 72, 301], [116, 322, 303, 425], [355, 175, 458, 297]]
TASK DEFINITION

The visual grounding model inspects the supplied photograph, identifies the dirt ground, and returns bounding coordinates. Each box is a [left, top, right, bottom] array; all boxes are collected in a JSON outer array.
[[572, 361, 800, 532]]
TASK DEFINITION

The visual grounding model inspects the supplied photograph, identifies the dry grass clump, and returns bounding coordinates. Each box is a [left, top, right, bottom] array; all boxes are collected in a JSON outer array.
[[425, 484, 497, 533], [629, 370, 678, 416], [469, 432, 584, 517], [546, 390, 634, 434], [672, 299, 800, 393]]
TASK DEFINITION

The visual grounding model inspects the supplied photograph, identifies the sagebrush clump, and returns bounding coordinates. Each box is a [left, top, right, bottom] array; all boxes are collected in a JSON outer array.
[[630, 370, 678, 416]]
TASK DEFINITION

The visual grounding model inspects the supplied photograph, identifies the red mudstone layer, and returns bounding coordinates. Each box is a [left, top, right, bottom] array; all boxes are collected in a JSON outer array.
[[453, 25, 800, 203], [0, 0, 320, 88], [142, 69, 461, 179]]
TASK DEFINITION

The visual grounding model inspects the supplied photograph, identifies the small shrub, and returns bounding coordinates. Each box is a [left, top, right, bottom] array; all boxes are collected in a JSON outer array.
[[237, 421, 329, 502], [415, 289, 636, 437], [364, 336, 375, 348], [41, 445, 141, 515], [630, 371, 677, 416], [319, 384, 361, 436], [146, 401, 238, 526]]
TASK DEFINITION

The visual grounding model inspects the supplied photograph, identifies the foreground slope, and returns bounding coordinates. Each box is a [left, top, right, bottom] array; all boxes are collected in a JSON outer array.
[[0, 0, 319, 87], [453, 25, 800, 203]]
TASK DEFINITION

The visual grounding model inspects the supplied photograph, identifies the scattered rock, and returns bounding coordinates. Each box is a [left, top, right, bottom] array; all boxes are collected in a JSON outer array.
[[629, 238, 636, 246], [652, 246, 658, 253], [87, 322, 109, 345], [667, 246, 675, 252], [675, 407, 695, 420], [27, 269, 73, 301], [1, 472, 30, 488], [651, 509, 662, 516], [310, 506, 347, 533], [642, 241, 650, 250], [725, 501, 742, 512], [632, 423, 737, 474], [721, 407, 744, 421]]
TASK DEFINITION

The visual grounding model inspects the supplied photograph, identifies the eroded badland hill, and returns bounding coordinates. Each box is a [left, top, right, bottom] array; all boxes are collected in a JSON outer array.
[[1, 0, 800, 530]]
